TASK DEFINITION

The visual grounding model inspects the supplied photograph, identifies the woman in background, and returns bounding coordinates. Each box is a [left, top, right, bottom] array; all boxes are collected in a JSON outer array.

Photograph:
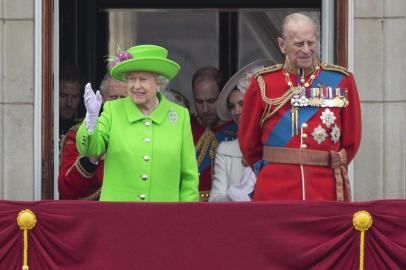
[[209, 59, 274, 202]]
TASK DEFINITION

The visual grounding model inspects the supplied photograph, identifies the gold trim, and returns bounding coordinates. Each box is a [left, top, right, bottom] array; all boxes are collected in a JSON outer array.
[[17, 209, 37, 270], [59, 122, 82, 163], [195, 129, 218, 167], [75, 157, 95, 179], [353, 211, 373, 270], [199, 191, 210, 202], [79, 187, 102, 201], [257, 75, 295, 127], [255, 64, 283, 78], [321, 63, 350, 76]]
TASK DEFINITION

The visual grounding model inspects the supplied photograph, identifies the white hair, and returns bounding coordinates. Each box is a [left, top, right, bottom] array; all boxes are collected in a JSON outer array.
[[281, 13, 320, 40]]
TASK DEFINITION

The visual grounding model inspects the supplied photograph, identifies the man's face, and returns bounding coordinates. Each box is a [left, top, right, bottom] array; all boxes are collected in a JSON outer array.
[[103, 79, 128, 102], [59, 81, 81, 120], [193, 79, 220, 127], [278, 21, 317, 69]]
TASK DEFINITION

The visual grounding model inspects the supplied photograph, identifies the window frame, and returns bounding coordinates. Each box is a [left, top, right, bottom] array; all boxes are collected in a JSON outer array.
[[39, 0, 348, 199]]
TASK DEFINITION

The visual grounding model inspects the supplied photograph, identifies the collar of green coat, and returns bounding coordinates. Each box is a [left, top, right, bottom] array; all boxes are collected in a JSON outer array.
[[124, 92, 170, 125]]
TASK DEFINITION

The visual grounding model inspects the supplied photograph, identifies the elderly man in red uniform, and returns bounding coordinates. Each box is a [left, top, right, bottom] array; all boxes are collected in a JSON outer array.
[[191, 67, 237, 201], [58, 73, 127, 200], [239, 13, 361, 201]]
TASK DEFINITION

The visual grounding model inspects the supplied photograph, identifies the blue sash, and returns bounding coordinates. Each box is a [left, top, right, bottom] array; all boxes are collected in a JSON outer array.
[[265, 70, 344, 147]]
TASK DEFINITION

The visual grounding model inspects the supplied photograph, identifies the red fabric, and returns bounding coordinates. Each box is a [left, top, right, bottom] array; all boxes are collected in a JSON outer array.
[[58, 125, 103, 199], [239, 67, 361, 201], [0, 200, 405, 269]]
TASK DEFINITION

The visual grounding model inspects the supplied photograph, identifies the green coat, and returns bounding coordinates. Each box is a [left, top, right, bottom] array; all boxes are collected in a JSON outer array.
[[76, 94, 199, 202]]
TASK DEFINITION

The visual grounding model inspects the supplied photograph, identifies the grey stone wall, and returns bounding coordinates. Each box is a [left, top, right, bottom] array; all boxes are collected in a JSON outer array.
[[0, 0, 35, 199], [353, 0, 406, 200]]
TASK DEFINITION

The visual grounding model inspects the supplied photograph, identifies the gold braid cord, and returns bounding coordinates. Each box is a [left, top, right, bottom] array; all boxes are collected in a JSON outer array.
[[258, 75, 296, 127], [353, 211, 373, 270], [195, 129, 219, 167], [17, 209, 37, 270]]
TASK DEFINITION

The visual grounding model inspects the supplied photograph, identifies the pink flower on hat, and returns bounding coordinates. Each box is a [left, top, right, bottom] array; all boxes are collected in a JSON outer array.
[[107, 50, 133, 69]]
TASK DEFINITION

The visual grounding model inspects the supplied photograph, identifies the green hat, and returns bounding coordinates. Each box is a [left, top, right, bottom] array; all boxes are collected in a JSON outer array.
[[110, 45, 180, 82]]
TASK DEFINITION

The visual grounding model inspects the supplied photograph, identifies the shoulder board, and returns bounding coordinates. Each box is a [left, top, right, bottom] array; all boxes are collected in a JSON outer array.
[[255, 64, 283, 78], [320, 63, 350, 76]]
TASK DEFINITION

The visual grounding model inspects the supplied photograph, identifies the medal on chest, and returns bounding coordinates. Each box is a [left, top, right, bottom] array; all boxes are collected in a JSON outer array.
[[284, 65, 320, 136]]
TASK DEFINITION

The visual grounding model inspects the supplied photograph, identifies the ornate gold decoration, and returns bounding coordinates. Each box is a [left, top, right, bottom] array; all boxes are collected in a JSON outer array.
[[79, 187, 102, 201], [284, 65, 320, 135], [257, 64, 321, 130], [353, 210, 373, 270], [258, 76, 296, 127], [321, 63, 350, 76], [199, 191, 210, 202], [283, 65, 320, 89], [195, 129, 218, 168], [17, 209, 37, 270], [254, 64, 283, 78]]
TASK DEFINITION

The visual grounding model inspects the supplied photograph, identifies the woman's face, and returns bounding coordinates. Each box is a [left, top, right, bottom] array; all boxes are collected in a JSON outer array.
[[126, 71, 159, 107], [227, 89, 244, 125]]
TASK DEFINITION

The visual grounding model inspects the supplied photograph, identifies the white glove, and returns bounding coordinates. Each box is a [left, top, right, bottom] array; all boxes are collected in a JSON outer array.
[[83, 83, 102, 132]]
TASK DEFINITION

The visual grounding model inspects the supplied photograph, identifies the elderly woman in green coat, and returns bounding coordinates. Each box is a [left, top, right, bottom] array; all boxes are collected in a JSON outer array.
[[76, 44, 199, 202]]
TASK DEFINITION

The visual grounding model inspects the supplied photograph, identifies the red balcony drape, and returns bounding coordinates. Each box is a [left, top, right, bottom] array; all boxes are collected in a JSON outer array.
[[0, 200, 405, 269]]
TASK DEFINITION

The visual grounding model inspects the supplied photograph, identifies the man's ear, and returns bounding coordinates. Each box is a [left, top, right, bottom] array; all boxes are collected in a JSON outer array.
[[277, 37, 286, 54]]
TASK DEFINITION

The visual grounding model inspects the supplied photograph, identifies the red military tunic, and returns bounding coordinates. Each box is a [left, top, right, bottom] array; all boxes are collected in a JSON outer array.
[[239, 63, 361, 201], [58, 123, 103, 200], [191, 116, 237, 201]]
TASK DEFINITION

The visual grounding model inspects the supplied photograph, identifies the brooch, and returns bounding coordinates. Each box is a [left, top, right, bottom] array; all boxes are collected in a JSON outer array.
[[168, 109, 178, 123]]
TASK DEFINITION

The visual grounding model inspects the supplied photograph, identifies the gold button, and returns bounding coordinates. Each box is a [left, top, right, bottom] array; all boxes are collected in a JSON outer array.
[[301, 144, 307, 149], [302, 123, 308, 128], [141, 175, 148, 180], [144, 138, 151, 143], [143, 155, 150, 161], [301, 133, 308, 139], [139, 194, 146, 200]]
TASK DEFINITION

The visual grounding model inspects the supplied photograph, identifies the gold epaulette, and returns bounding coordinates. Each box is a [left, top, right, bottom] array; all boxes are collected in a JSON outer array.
[[320, 63, 350, 76], [255, 64, 283, 78]]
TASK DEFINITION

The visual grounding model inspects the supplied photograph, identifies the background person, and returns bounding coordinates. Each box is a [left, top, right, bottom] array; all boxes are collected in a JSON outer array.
[[191, 66, 237, 201], [58, 73, 127, 200], [76, 44, 199, 202], [161, 88, 190, 110], [59, 65, 83, 139], [239, 13, 361, 201], [209, 59, 274, 202]]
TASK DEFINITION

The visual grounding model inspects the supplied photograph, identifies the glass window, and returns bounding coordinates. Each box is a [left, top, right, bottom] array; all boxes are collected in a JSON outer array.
[[238, 9, 321, 68]]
